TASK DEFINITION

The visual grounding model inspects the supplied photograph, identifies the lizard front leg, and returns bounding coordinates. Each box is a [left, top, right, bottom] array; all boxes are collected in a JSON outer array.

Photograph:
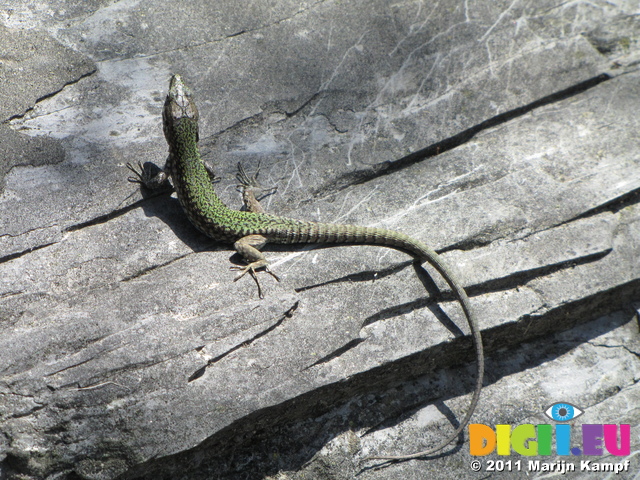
[[127, 159, 172, 190]]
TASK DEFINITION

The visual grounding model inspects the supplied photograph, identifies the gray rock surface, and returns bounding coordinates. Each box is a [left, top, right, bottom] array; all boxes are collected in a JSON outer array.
[[1, 1, 639, 479]]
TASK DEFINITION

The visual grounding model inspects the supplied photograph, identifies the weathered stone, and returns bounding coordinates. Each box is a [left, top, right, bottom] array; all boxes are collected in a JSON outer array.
[[0, 1, 638, 479]]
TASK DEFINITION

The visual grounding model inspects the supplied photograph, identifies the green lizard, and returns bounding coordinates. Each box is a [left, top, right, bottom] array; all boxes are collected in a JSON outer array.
[[128, 74, 484, 461]]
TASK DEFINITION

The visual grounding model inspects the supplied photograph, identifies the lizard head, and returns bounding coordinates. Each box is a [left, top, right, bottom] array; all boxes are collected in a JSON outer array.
[[163, 74, 199, 145]]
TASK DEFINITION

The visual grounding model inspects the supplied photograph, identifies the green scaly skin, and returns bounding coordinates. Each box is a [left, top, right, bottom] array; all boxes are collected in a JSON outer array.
[[129, 74, 484, 462]]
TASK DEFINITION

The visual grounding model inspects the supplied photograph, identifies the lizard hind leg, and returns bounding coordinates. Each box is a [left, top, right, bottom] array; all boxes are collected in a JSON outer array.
[[231, 234, 280, 298], [233, 163, 280, 298], [236, 162, 278, 214]]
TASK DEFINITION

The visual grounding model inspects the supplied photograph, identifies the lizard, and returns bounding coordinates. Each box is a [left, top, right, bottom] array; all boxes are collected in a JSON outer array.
[[127, 74, 484, 462]]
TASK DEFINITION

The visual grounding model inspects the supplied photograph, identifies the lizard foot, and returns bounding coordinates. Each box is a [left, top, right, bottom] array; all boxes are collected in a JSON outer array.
[[231, 262, 280, 299], [126, 161, 171, 190], [126, 161, 148, 185], [236, 161, 277, 201]]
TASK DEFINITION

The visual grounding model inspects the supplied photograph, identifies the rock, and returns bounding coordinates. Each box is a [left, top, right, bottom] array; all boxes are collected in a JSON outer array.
[[1, 1, 639, 479]]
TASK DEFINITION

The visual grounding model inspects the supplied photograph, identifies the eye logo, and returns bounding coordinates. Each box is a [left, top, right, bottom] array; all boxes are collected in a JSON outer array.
[[545, 402, 584, 422]]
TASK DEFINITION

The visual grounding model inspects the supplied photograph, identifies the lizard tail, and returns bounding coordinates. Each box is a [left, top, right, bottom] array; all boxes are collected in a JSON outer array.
[[361, 229, 484, 461], [284, 222, 485, 462]]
